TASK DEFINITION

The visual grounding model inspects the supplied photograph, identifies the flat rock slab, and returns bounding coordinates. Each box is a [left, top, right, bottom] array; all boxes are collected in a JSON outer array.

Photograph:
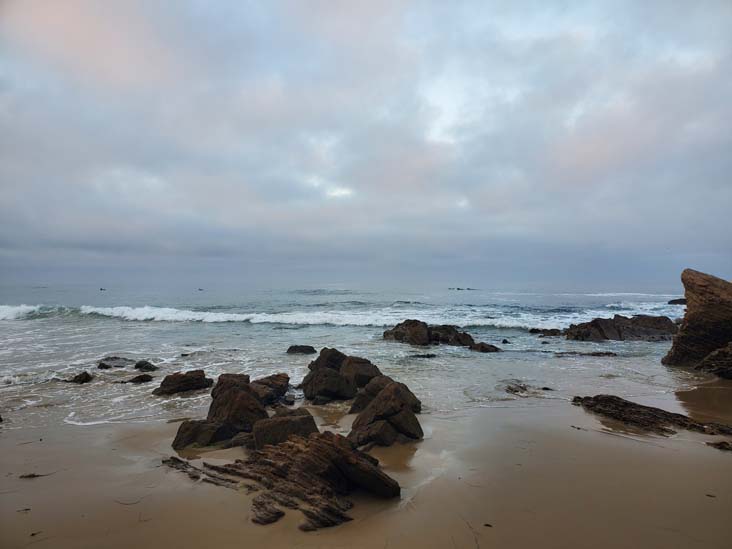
[[572, 394, 732, 436]]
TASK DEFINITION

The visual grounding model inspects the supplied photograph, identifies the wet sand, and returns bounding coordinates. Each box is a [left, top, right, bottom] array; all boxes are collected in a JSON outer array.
[[2, 381, 732, 549]]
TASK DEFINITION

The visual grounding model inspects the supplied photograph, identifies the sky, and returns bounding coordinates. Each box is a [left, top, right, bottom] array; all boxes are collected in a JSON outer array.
[[1, 0, 731, 291]]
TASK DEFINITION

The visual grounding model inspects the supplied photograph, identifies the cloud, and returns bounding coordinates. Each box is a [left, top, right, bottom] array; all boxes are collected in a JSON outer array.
[[0, 0, 731, 288]]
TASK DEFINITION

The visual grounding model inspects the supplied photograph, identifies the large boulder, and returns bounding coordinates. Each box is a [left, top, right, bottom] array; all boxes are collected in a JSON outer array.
[[349, 376, 421, 415], [172, 419, 238, 450], [287, 345, 317, 354], [348, 382, 423, 447], [566, 315, 677, 342], [695, 342, 732, 379], [152, 370, 213, 395], [253, 413, 319, 449], [211, 373, 250, 399], [383, 319, 431, 346], [207, 385, 268, 432], [302, 367, 356, 401], [249, 373, 290, 405], [308, 348, 348, 371], [340, 356, 382, 387], [663, 269, 732, 368], [98, 356, 135, 369]]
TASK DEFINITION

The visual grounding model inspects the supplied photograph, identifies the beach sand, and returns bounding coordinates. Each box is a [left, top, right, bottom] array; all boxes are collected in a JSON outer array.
[[2, 380, 731, 549]]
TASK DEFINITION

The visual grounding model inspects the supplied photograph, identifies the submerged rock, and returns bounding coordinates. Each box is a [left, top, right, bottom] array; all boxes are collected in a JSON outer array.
[[469, 342, 501, 353], [411, 353, 437, 358], [668, 298, 687, 305], [349, 382, 423, 447], [152, 370, 213, 396], [529, 328, 562, 337], [572, 394, 732, 436], [134, 360, 158, 372], [565, 315, 677, 342], [555, 351, 618, 357], [67, 371, 93, 384], [663, 269, 732, 370], [164, 431, 400, 530], [98, 356, 135, 369], [287, 345, 317, 354], [125, 374, 153, 384]]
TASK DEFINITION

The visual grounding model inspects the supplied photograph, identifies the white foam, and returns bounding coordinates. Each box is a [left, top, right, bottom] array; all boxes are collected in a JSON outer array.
[[0, 304, 42, 320]]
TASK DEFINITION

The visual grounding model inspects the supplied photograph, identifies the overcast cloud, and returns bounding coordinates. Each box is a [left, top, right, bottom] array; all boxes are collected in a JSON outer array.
[[1, 0, 730, 290]]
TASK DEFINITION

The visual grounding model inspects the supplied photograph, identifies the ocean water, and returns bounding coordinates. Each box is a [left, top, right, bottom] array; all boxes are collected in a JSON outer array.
[[0, 284, 699, 430]]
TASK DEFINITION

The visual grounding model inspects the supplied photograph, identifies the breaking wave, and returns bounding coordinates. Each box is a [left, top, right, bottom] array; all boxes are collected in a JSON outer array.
[[0, 304, 43, 320]]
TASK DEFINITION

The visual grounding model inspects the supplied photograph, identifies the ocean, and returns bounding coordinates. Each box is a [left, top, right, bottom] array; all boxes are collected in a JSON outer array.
[[0, 284, 696, 430]]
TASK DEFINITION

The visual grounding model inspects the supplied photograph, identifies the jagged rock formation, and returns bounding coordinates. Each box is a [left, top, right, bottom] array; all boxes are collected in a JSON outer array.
[[164, 431, 399, 530], [565, 315, 677, 341], [153, 370, 213, 395], [301, 349, 380, 402], [662, 269, 732, 374], [383, 319, 501, 352], [572, 394, 732, 436], [253, 410, 318, 449]]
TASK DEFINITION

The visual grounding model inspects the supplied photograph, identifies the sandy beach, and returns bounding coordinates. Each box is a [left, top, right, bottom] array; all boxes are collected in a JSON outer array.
[[3, 377, 731, 549]]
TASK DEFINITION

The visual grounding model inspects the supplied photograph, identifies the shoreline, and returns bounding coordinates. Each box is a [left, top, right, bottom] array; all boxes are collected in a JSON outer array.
[[2, 378, 731, 548]]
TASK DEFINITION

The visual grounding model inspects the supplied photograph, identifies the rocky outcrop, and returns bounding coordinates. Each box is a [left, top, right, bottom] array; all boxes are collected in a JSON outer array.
[[349, 376, 421, 415], [164, 431, 399, 530], [98, 356, 135, 369], [152, 370, 213, 396], [211, 373, 251, 399], [572, 394, 732, 436], [67, 371, 93, 384], [340, 357, 382, 387], [302, 367, 356, 401], [695, 342, 732, 379], [566, 315, 677, 342], [308, 348, 348, 371], [668, 298, 687, 305], [207, 384, 268, 432], [134, 360, 158, 372], [172, 419, 239, 450], [662, 269, 732, 369], [287, 345, 317, 354], [384, 319, 500, 352], [348, 382, 423, 447], [249, 373, 290, 405], [253, 412, 319, 449]]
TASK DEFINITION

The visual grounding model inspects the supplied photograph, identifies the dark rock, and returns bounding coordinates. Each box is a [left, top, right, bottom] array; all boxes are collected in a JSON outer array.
[[287, 345, 317, 354], [98, 356, 135, 369], [172, 419, 238, 450], [207, 385, 268, 432], [312, 395, 333, 405], [695, 343, 732, 379], [163, 431, 400, 530], [502, 339, 511, 344], [410, 353, 437, 358], [668, 298, 687, 305], [273, 407, 312, 418], [134, 360, 158, 372], [153, 370, 213, 395], [223, 432, 255, 449], [429, 325, 475, 346], [340, 356, 381, 387], [566, 315, 677, 342], [283, 394, 296, 406], [541, 340, 550, 344], [383, 319, 431, 346], [68, 371, 93, 384], [249, 373, 290, 405], [663, 269, 732, 369], [308, 348, 348, 371], [505, 382, 530, 395], [349, 382, 423, 446], [302, 368, 356, 401], [529, 328, 562, 336], [126, 374, 153, 384], [211, 373, 251, 400], [707, 441, 732, 451], [572, 394, 732, 436], [253, 415, 319, 449], [348, 375, 421, 415], [469, 342, 502, 353]]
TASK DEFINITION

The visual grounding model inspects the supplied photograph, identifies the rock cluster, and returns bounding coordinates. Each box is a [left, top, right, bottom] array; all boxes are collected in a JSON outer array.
[[565, 314, 677, 342], [662, 269, 732, 379], [383, 319, 501, 352], [572, 394, 732, 437], [164, 430, 399, 530]]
